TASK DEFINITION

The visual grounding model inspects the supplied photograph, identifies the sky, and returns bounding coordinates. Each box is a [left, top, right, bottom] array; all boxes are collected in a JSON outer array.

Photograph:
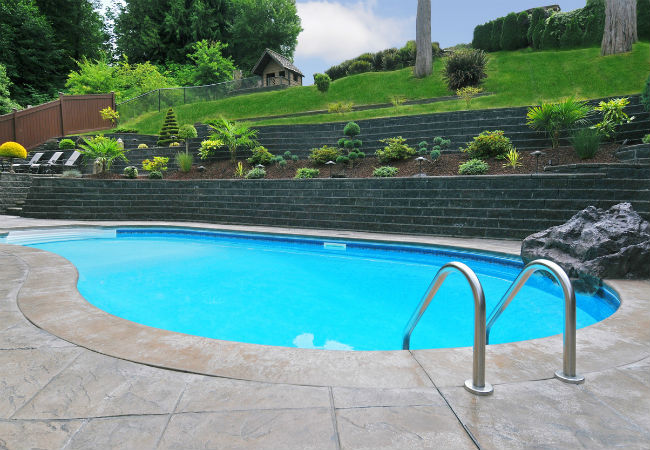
[[102, 0, 588, 85], [294, 0, 587, 84]]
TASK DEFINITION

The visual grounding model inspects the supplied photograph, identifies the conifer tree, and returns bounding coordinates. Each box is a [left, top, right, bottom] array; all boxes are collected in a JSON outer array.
[[157, 108, 180, 146]]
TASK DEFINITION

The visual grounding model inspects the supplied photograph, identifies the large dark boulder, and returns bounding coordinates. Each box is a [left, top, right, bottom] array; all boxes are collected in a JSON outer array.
[[521, 203, 650, 291]]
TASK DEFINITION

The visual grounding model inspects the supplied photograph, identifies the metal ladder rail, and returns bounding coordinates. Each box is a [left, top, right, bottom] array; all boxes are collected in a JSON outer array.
[[486, 259, 585, 384], [402, 262, 493, 396]]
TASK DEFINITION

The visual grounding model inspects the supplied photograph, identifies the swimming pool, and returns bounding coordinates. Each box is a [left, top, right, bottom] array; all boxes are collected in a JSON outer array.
[[2, 227, 619, 351]]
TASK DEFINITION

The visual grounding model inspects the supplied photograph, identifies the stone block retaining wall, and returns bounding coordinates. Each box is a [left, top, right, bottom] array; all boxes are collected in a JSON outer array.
[[0, 173, 32, 214], [21, 173, 650, 239]]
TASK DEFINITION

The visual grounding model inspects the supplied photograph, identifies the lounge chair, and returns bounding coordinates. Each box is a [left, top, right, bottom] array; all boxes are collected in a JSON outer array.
[[30, 152, 63, 174], [51, 151, 81, 173], [12, 152, 44, 173]]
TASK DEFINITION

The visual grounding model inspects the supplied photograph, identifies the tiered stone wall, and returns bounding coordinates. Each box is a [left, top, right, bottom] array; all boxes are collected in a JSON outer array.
[[21, 171, 649, 239]]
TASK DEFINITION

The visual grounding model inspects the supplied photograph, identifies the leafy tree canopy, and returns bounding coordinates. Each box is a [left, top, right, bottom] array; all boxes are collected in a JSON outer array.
[[0, 64, 21, 114], [187, 40, 236, 85]]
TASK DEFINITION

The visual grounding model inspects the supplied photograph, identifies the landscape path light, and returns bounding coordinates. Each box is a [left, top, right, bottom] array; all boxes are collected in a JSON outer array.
[[415, 156, 427, 177], [530, 151, 546, 173], [326, 160, 336, 177]]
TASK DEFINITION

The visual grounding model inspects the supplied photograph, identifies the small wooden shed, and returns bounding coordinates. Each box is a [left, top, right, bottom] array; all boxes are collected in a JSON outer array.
[[251, 49, 304, 87]]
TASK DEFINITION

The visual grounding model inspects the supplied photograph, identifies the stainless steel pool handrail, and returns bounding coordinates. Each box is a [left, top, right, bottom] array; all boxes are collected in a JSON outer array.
[[402, 262, 493, 396], [486, 259, 585, 384]]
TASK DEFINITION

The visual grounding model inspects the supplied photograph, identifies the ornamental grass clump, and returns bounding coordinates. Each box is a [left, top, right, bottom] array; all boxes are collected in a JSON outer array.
[[0, 141, 27, 172], [443, 49, 488, 91], [571, 128, 600, 160], [174, 152, 193, 172], [462, 130, 513, 159]]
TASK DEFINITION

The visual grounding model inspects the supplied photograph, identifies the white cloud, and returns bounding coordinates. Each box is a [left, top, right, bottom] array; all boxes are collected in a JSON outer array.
[[295, 1, 413, 64]]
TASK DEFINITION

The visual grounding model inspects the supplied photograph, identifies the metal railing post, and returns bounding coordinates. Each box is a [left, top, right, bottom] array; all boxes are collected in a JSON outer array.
[[486, 259, 585, 384], [403, 262, 493, 396]]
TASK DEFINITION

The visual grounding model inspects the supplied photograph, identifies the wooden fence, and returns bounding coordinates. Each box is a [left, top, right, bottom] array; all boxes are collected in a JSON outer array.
[[0, 93, 115, 150]]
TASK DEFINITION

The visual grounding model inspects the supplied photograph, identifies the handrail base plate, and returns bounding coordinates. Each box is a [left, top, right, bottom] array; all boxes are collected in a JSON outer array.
[[464, 380, 494, 396], [555, 370, 585, 384]]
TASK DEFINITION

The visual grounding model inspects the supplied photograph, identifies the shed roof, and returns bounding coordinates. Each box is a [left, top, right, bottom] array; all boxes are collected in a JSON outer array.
[[251, 49, 304, 77]]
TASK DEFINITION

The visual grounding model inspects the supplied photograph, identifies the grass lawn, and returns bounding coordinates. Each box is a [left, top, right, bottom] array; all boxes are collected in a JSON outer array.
[[121, 42, 649, 133]]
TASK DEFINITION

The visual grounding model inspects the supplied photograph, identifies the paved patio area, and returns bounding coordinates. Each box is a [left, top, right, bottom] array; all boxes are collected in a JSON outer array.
[[1, 216, 648, 449]]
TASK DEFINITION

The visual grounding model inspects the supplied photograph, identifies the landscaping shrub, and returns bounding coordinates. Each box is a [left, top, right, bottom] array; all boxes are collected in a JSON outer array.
[[234, 162, 244, 178], [314, 73, 331, 93], [375, 137, 416, 163], [245, 167, 266, 179], [123, 166, 138, 178], [142, 156, 169, 173], [0, 141, 27, 160], [58, 139, 76, 150], [443, 49, 488, 91], [309, 145, 341, 164], [157, 108, 180, 146], [295, 168, 319, 179], [592, 97, 634, 140], [348, 61, 372, 75], [138, 143, 149, 149], [328, 101, 354, 114], [430, 149, 441, 160], [209, 119, 258, 162], [458, 159, 489, 175], [641, 75, 649, 112], [417, 141, 428, 156], [198, 139, 223, 159], [526, 98, 592, 148], [432, 136, 451, 149], [100, 107, 119, 127], [642, 134, 650, 144], [457, 86, 482, 109], [148, 170, 163, 179], [462, 130, 513, 158], [61, 169, 82, 178], [175, 152, 194, 172], [79, 136, 128, 173], [373, 166, 399, 177], [247, 146, 274, 165], [571, 128, 600, 160], [112, 127, 139, 134], [169, 142, 181, 147]]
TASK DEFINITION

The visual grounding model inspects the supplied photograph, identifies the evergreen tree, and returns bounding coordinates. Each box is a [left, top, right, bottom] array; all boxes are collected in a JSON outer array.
[[35, 0, 108, 71], [516, 12, 530, 48], [637, 0, 650, 41], [500, 12, 520, 51], [0, 0, 64, 106], [157, 108, 180, 146], [490, 18, 504, 51], [528, 8, 548, 49], [228, 0, 302, 72]]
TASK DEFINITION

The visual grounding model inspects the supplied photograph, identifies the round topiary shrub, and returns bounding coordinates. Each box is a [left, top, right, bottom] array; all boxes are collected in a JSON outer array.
[[245, 167, 266, 179], [314, 73, 331, 93], [309, 145, 341, 164], [462, 130, 513, 159], [58, 138, 76, 150], [247, 146, 274, 165], [443, 49, 488, 91], [458, 158, 489, 175], [123, 166, 138, 179], [148, 170, 163, 179], [372, 166, 399, 177], [343, 122, 361, 138], [0, 141, 27, 159], [138, 143, 149, 149]]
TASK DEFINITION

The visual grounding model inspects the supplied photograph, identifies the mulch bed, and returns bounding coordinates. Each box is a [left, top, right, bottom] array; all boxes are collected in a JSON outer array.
[[88, 144, 621, 180]]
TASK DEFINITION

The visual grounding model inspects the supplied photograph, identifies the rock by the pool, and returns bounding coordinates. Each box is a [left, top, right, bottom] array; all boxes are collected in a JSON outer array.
[[521, 203, 650, 291]]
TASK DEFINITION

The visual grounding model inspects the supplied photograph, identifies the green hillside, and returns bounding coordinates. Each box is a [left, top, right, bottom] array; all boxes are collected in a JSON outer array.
[[122, 42, 649, 133]]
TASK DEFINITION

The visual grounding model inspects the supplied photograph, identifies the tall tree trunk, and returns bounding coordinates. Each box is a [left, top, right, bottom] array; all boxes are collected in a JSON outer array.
[[414, 0, 432, 78], [601, 0, 638, 55]]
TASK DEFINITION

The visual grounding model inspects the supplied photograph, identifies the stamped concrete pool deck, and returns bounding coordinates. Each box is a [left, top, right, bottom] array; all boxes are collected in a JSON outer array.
[[0, 215, 648, 449]]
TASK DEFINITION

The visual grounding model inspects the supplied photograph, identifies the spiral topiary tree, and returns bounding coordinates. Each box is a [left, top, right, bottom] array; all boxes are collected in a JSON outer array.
[[0, 141, 27, 173], [157, 108, 180, 146]]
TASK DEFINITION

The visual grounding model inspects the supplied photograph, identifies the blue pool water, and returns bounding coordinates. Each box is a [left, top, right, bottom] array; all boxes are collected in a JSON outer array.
[[3, 227, 619, 351]]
